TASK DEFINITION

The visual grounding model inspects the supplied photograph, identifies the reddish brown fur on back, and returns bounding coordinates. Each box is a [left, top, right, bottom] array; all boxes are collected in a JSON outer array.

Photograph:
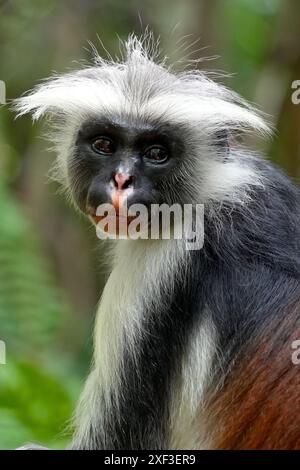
[[207, 302, 300, 449]]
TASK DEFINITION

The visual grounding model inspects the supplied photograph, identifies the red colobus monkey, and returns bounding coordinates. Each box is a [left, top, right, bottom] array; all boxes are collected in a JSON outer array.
[[14, 35, 300, 450]]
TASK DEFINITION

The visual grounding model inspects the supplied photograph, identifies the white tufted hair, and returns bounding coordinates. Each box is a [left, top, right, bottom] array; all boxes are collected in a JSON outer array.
[[13, 33, 270, 206]]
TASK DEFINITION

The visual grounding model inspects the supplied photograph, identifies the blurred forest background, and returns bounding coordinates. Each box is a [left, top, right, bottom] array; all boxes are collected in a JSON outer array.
[[0, 0, 300, 449]]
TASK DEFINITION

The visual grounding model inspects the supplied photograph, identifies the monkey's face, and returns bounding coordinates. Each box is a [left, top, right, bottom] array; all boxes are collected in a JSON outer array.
[[68, 116, 188, 231], [14, 38, 268, 230]]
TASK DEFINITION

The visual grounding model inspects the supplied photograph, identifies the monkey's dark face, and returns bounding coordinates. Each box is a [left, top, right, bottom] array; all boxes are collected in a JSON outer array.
[[68, 117, 186, 228]]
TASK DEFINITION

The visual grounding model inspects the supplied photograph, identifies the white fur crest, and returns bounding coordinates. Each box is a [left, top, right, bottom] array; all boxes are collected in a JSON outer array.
[[13, 34, 270, 204]]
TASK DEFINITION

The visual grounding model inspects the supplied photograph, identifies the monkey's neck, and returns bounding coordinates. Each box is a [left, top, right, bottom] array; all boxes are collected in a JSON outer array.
[[72, 238, 212, 449], [94, 238, 189, 380]]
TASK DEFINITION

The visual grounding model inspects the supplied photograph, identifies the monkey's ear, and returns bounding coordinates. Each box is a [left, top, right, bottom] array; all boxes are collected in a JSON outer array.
[[215, 129, 245, 160]]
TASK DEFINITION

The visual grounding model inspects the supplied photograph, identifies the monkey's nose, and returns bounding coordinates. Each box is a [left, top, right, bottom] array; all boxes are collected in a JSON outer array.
[[113, 173, 135, 191]]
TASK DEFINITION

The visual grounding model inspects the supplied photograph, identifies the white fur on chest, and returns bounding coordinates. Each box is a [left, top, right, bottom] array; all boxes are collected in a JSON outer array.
[[72, 239, 216, 449], [93, 239, 187, 399], [169, 315, 216, 449]]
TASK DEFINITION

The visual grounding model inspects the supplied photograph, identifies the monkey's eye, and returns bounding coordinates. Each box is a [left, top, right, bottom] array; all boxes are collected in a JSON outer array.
[[144, 146, 169, 163], [92, 137, 115, 155]]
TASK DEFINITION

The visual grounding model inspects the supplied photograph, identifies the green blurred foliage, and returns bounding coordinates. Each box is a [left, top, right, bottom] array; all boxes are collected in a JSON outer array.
[[0, 361, 75, 449], [0, 152, 80, 448], [0, 0, 299, 449]]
